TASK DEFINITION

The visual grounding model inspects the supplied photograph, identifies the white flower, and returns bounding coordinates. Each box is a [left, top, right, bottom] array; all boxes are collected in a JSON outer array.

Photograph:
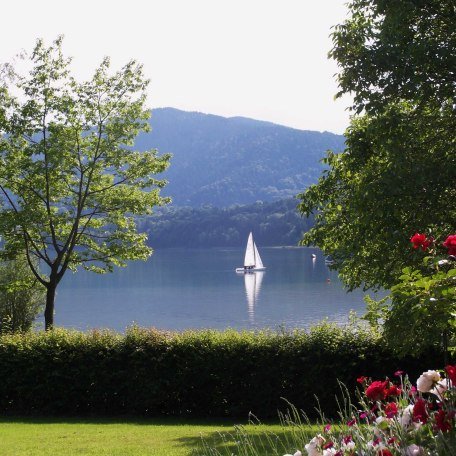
[[305, 435, 325, 456], [400, 404, 414, 428], [430, 378, 452, 400], [342, 440, 355, 451], [322, 449, 337, 456], [367, 440, 386, 451], [416, 370, 441, 392], [406, 444, 425, 455]]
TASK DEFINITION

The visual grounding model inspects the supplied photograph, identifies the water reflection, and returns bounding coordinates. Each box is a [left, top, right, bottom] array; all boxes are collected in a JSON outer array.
[[244, 272, 265, 323]]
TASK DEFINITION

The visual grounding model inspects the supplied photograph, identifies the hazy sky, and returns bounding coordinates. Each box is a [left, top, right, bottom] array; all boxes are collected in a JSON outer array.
[[2, 0, 351, 134]]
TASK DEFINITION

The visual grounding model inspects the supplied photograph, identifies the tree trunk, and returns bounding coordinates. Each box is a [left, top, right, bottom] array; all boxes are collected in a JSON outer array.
[[44, 282, 57, 330]]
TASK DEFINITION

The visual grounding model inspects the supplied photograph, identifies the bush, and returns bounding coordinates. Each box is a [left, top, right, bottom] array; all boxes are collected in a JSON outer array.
[[0, 324, 441, 418], [0, 255, 45, 333]]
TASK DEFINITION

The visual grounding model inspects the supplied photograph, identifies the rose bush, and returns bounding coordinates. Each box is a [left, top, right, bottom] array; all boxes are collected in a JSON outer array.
[[364, 233, 456, 356]]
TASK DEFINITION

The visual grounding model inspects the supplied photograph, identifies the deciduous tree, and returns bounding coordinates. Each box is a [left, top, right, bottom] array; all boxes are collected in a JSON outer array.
[[298, 0, 455, 290], [0, 37, 170, 329]]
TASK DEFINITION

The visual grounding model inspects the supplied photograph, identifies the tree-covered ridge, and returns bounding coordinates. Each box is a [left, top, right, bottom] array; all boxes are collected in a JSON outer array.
[[135, 108, 345, 207], [138, 198, 312, 247]]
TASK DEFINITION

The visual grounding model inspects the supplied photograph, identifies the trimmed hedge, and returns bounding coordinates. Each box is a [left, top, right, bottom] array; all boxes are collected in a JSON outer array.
[[0, 324, 441, 418]]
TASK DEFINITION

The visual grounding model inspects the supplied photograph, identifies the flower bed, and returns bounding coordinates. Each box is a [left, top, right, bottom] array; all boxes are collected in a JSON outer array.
[[285, 366, 456, 455]]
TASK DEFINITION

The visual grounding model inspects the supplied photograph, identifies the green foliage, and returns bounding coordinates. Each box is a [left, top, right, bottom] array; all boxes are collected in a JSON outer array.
[[0, 254, 45, 333], [0, 325, 439, 418], [298, 0, 456, 290], [0, 37, 170, 327], [385, 256, 456, 357], [139, 198, 313, 247], [330, 0, 455, 114]]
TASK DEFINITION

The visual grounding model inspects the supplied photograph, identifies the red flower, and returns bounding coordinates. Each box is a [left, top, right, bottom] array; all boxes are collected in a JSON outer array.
[[410, 233, 432, 251], [323, 441, 334, 450], [347, 418, 356, 426], [384, 402, 398, 418], [366, 381, 389, 401], [443, 234, 456, 255], [445, 365, 456, 383], [377, 450, 393, 456], [343, 435, 352, 444], [385, 385, 401, 397], [413, 398, 428, 424], [357, 376, 367, 384], [434, 409, 453, 433], [394, 370, 404, 377]]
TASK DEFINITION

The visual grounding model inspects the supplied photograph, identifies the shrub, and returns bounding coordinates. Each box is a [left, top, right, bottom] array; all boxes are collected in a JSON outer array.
[[0, 255, 45, 333], [0, 324, 441, 418]]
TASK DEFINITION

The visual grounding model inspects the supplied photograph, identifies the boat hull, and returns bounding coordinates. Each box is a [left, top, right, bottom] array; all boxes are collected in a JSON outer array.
[[235, 267, 266, 273]]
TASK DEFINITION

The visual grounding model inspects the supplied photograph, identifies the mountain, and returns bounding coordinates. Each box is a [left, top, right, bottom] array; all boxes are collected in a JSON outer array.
[[138, 198, 313, 248], [135, 108, 345, 207]]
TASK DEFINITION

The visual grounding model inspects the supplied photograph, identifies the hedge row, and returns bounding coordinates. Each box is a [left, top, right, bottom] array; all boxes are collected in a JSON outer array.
[[0, 324, 442, 418]]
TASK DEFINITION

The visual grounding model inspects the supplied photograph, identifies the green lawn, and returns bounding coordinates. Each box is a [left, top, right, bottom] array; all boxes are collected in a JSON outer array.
[[0, 417, 315, 456]]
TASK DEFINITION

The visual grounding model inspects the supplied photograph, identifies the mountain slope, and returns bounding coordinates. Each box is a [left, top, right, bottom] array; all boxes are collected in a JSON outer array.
[[135, 108, 345, 206], [138, 198, 313, 247]]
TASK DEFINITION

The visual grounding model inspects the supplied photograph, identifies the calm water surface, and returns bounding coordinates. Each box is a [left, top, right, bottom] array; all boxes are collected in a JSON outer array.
[[56, 247, 374, 331]]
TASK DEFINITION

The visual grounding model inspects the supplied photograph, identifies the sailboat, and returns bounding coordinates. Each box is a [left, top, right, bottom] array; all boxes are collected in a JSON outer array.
[[235, 232, 266, 273]]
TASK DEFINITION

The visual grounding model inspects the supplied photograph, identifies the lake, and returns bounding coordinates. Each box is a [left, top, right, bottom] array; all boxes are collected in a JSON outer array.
[[55, 247, 375, 332]]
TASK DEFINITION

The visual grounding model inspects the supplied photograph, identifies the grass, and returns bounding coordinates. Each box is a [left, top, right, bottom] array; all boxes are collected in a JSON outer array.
[[0, 416, 318, 456]]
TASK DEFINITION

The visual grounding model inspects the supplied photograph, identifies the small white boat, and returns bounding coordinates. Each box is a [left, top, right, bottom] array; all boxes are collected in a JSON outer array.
[[311, 253, 317, 259], [325, 255, 335, 265], [235, 232, 266, 273]]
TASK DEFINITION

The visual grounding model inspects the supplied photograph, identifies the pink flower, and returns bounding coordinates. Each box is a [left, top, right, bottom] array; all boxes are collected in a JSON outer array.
[[443, 234, 456, 255], [394, 370, 404, 377], [343, 435, 352, 445]]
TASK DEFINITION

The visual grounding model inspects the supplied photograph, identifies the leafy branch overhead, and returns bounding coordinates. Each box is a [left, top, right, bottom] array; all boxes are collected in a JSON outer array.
[[298, 0, 456, 291], [0, 37, 170, 328]]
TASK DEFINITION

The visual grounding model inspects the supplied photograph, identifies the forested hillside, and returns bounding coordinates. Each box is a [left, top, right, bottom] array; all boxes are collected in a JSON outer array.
[[139, 198, 312, 247], [136, 108, 345, 206]]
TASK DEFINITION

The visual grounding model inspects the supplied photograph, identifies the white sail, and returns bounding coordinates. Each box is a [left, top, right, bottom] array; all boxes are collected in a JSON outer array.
[[244, 232, 255, 267], [236, 232, 266, 272], [253, 242, 264, 269]]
